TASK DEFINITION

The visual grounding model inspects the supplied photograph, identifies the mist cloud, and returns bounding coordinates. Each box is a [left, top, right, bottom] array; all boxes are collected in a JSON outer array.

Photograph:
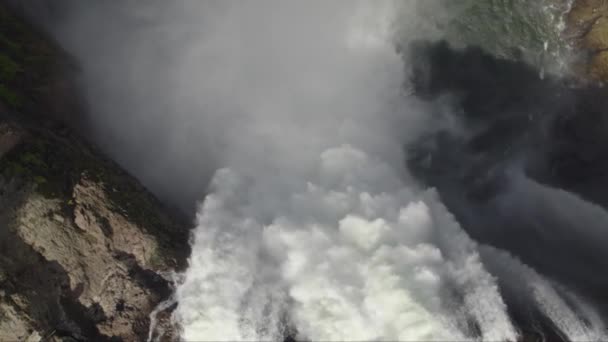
[[16, 1, 608, 340]]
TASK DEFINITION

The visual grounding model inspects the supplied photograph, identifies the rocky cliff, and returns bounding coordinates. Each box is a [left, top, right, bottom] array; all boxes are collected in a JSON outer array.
[[0, 3, 189, 341], [567, 0, 608, 80], [0, 0, 607, 341], [406, 2, 608, 340]]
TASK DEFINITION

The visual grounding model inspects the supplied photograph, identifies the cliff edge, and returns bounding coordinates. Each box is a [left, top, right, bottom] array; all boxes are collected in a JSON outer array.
[[0, 3, 189, 341]]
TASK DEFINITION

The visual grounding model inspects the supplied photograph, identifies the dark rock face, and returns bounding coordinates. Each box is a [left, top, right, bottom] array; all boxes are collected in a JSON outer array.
[[408, 40, 608, 199], [406, 40, 608, 325], [0, 2, 190, 340]]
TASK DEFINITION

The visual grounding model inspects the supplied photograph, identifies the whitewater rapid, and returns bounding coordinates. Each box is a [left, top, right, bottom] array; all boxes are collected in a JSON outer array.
[[176, 146, 518, 341], [171, 2, 512, 340], [22, 0, 607, 339], [170, 1, 605, 341]]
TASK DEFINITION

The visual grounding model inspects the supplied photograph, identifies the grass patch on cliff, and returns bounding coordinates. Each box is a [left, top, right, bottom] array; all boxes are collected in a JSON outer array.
[[0, 133, 125, 200], [0, 137, 67, 197]]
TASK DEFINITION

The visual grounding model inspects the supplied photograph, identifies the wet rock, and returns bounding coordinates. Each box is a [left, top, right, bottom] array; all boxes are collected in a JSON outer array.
[[589, 50, 608, 79]]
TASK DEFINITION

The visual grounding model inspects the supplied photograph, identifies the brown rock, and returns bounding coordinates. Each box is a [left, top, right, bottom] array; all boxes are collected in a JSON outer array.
[[567, 0, 608, 81], [567, 0, 608, 26], [0, 4, 190, 339], [589, 50, 608, 79], [0, 130, 189, 340], [583, 16, 608, 51]]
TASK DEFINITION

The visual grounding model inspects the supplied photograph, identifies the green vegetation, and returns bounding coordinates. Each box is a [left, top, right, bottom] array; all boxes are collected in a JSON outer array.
[[0, 3, 188, 270], [0, 3, 67, 111], [0, 33, 22, 55], [148, 246, 165, 269], [0, 137, 67, 198], [0, 53, 21, 81], [0, 84, 22, 108], [0, 133, 116, 200], [0, 51, 22, 107], [0, 131, 187, 269]]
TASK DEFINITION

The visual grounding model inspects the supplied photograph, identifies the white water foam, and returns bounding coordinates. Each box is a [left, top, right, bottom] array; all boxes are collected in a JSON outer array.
[[176, 145, 518, 341], [170, 1, 520, 341], [30, 0, 606, 339]]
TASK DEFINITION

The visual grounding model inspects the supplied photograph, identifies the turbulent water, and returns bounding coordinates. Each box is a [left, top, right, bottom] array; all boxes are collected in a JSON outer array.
[[167, 1, 603, 341], [26, 0, 608, 340]]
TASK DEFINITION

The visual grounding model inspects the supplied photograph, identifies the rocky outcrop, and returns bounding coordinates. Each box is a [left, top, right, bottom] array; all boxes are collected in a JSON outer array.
[[0, 2, 189, 341], [0, 132, 188, 341], [566, 0, 608, 80]]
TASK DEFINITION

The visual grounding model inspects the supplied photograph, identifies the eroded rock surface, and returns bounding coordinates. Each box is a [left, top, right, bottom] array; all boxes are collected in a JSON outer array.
[[567, 0, 608, 80], [0, 121, 190, 342], [0, 2, 189, 340]]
